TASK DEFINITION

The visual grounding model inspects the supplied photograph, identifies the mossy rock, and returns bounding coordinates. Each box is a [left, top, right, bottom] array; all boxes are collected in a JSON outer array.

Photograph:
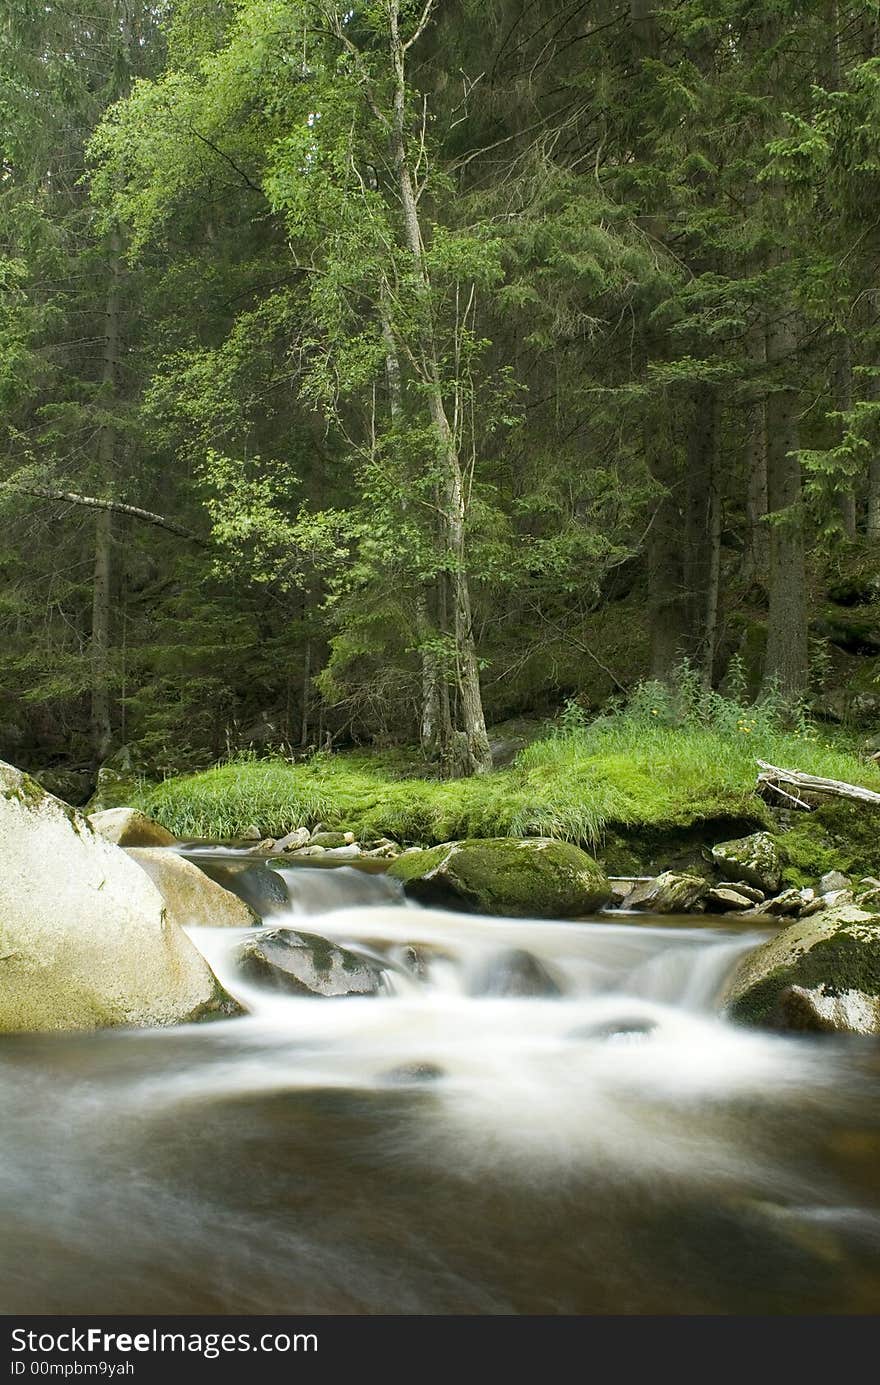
[[600, 815, 766, 877], [237, 928, 384, 997], [710, 830, 783, 894], [388, 837, 611, 918], [723, 903, 880, 1034], [775, 800, 880, 888]]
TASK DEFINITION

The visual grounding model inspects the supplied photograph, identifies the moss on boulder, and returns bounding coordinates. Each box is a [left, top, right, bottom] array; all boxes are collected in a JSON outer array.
[[387, 837, 611, 917], [723, 902, 880, 1034], [711, 831, 783, 894]]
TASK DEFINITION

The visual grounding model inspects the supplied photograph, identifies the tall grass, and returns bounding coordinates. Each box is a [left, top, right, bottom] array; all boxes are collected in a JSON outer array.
[[138, 670, 878, 848]]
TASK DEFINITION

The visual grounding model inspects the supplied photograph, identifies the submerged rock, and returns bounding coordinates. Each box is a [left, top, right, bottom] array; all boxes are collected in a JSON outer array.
[[126, 849, 260, 929], [196, 860, 290, 917], [472, 948, 562, 998], [723, 901, 880, 1034], [0, 760, 238, 1031], [89, 807, 177, 848], [387, 837, 612, 918], [236, 927, 385, 997], [383, 1061, 445, 1083], [711, 831, 783, 895], [625, 871, 708, 913]]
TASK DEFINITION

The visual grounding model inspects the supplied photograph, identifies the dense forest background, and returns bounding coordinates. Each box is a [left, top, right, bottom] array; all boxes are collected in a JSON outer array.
[[4, 0, 880, 787]]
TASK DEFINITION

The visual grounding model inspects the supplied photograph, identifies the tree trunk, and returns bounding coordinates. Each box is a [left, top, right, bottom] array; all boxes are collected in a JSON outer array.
[[744, 326, 769, 585], [387, 4, 491, 775], [866, 370, 880, 540], [684, 382, 721, 682], [763, 286, 808, 696], [833, 334, 857, 538], [380, 304, 442, 756], [90, 232, 121, 762]]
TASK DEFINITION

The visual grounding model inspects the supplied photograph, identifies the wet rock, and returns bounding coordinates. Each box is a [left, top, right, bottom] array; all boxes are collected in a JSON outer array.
[[387, 837, 612, 918], [273, 827, 311, 852], [820, 870, 852, 895], [0, 759, 238, 1031], [571, 1016, 658, 1041], [610, 878, 642, 905], [770, 984, 880, 1035], [247, 838, 277, 854], [324, 843, 361, 859], [625, 871, 708, 913], [310, 831, 349, 848], [711, 831, 783, 895], [241, 824, 263, 842], [383, 1061, 444, 1083], [705, 886, 755, 913], [723, 901, 880, 1034], [236, 928, 385, 997], [764, 887, 815, 918], [290, 844, 326, 858], [717, 880, 766, 904], [196, 860, 290, 917], [126, 849, 260, 929], [473, 948, 562, 998], [88, 807, 177, 849]]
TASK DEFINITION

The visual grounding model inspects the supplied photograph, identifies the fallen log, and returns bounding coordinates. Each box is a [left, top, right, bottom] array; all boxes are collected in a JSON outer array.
[[755, 759, 880, 809]]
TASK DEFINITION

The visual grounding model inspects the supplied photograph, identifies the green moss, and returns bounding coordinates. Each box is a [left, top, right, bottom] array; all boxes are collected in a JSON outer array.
[[388, 837, 609, 917], [728, 926, 880, 1026], [776, 801, 880, 887]]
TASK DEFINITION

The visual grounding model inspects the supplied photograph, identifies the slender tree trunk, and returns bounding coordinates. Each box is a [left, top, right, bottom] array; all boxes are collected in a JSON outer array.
[[763, 281, 808, 695], [833, 334, 857, 538], [684, 382, 720, 680], [90, 231, 121, 762], [300, 637, 311, 747], [380, 305, 442, 756], [387, 5, 491, 775], [744, 325, 769, 584], [866, 369, 880, 540]]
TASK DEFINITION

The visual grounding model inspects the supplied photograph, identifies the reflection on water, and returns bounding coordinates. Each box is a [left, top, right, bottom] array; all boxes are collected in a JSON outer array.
[[1, 857, 879, 1314]]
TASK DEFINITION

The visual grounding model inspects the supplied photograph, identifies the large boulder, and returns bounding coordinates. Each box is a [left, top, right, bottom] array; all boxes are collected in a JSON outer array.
[[126, 849, 260, 929], [0, 761, 238, 1032], [711, 830, 783, 894], [722, 902, 880, 1035], [236, 928, 385, 997], [33, 767, 95, 807], [387, 837, 611, 917], [89, 807, 177, 848], [624, 871, 708, 913]]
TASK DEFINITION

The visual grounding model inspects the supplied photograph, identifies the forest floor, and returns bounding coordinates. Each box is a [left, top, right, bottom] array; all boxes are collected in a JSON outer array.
[[135, 698, 878, 871]]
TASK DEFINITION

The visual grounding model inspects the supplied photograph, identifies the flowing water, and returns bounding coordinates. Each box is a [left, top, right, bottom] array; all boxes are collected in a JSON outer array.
[[2, 851, 880, 1315]]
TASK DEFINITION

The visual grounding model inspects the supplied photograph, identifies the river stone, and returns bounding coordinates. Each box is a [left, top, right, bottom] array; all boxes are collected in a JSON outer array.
[[770, 984, 880, 1034], [310, 831, 349, 848], [197, 860, 290, 917], [274, 827, 310, 852], [819, 870, 851, 894], [473, 948, 562, 997], [625, 871, 708, 913], [236, 928, 385, 997], [722, 901, 880, 1034], [0, 760, 238, 1031], [88, 807, 177, 848], [717, 880, 766, 904], [387, 837, 612, 918], [324, 843, 361, 859], [711, 831, 783, 895], [126, 849, 260, 929], [705, 886, 755, 913]]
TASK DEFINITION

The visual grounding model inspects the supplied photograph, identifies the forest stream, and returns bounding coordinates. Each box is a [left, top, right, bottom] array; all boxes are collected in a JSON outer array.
[[2, 853, 880, 1315]]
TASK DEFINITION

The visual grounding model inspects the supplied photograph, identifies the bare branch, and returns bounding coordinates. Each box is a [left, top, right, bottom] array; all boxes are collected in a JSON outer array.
[[2, 483, 209, 546]]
